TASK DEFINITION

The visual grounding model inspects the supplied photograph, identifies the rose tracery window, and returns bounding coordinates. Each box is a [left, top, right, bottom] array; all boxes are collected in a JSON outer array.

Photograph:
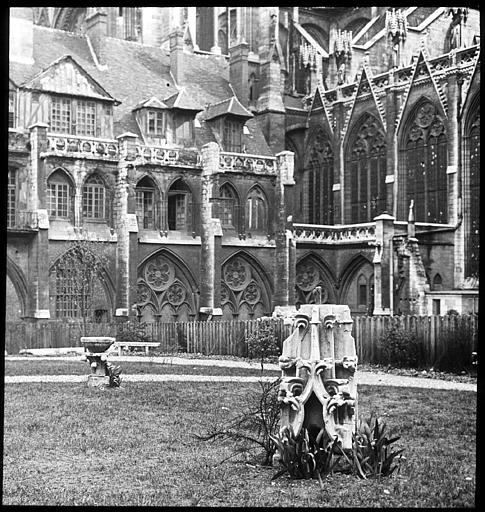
[[295, 259, 330, 306], [346, 115, 387, 223], [221, 256, 270, 320], [401, 102, 448, 223], [137, 253, 196, 322]]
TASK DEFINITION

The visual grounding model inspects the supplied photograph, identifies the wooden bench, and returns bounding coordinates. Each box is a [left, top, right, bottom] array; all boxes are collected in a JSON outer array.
[[113, 341, 160, 356]]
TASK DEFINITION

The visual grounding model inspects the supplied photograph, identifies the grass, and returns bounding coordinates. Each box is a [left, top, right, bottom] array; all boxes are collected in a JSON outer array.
[[4, 359, 280, 378], [2, 361, 476, 507]]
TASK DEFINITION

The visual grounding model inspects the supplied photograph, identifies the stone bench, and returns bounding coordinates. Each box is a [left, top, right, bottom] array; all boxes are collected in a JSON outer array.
[[114, 341, 160, 356]]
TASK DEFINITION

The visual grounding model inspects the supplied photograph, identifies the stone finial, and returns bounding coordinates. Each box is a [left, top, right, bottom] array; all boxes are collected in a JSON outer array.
[[408, 199, 416, 239], [200, 142, 220, 176], [276, 150, 295, 185]]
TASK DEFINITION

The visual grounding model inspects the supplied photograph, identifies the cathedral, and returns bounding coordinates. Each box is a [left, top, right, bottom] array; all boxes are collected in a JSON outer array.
[[7, 7, 480, 323]]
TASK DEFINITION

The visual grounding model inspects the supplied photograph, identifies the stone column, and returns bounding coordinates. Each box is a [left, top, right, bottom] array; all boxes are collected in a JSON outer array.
[[372, 213, 395, 315], [333, 101, 346, 223], [328, 21, 338, 88], [446, 52, 459, 225], [199, 142, 222, 318], [256, 10, 286, 154], [211, 7, 221, 54], [386, 68, 397, 217], [274, 150, 296, 306], [229, 41, 250, 107], [28, 123, 51, 318], [187, 7, 198, 50], [85, 9, 108, 68], [114, 132, 138, 319]]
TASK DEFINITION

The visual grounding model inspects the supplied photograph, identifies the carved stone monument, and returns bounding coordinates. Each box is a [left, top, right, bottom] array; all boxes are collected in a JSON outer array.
[[273, 304, 357, 450]]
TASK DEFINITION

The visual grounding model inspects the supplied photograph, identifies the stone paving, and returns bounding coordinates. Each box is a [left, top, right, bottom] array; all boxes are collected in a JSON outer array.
[[4, 355, 477, 392]]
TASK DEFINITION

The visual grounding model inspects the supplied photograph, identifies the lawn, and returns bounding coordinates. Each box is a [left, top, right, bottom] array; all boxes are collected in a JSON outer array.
[[2, 362, 476, 507], [4, 359, 280, 378]]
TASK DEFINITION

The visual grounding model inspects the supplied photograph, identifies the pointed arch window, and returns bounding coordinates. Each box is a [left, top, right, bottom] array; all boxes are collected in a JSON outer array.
[[347, 115, 387, 223], [48, 169, 73, 220], [305, 132, 334, 224], [221, 255, 271, 320], [168, 179, 192, 231], [83, 174, 106, 220], [7, 168, 17, 228], [136, 176, 157, 230], [219, 183, 238, 230], [402, 102, 448, 223], [466, 109, 480, 277], [246, 187, 267, 232], [9, 90, 16, 128], [432, 273, 443, 291]]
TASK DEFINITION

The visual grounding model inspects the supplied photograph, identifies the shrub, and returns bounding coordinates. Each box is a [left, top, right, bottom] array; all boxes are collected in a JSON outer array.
[[246, 320, 280, 371], [116, 321, 150, 344], [379, 324, 421, 368]]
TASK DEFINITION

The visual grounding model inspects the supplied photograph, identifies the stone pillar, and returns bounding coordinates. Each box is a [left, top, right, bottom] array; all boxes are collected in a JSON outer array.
[[9, 7, 34, 65], [446, 53, 459, 225], [274, 151, 296, 306], [333, 101, 346, 223], [169, 28, 184, 85], [28, 123, 51, 319], [372, 213, 395, 315], [229, 42, 250, 107], [199, 142, 222, 318], [187, 7, 198, 50], [114, 132, 138, 319], [386, 68, 397, 217], [256, 9, 286, 154], [328, 21, 338, 88], [446, 53, 464, 287], [211, 7, 221, 54], [86, 9, 108, 67]]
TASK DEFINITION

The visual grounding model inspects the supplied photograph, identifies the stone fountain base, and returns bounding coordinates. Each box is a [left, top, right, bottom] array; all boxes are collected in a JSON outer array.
[[87, 375, 110, 388], [81, 337, 116, 388]]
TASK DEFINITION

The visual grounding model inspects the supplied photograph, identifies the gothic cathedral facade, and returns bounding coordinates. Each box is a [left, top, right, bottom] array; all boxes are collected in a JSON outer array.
[[7, 7, 480, 323]]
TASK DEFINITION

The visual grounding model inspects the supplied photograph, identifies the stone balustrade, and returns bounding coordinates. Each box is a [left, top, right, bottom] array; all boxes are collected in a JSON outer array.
[[134, 145, 200, 167], [293, 222, 376, 244], [45, 134, 119, 159], [7, 210, 39, 231], [219, 151, 277, 175], [8, 129, 29, 153]]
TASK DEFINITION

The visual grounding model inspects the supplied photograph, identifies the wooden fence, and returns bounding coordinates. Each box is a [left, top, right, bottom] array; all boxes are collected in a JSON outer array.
[[353, 314, 478, 367], [5, 314, 478, 369]]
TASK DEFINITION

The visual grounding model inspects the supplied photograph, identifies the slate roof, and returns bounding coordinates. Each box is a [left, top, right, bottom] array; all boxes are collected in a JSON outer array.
[[164, 88, 203, 112], [132, 97, 169, 111], [9, 23, 272, 155], [204, 96, 253, 121]]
